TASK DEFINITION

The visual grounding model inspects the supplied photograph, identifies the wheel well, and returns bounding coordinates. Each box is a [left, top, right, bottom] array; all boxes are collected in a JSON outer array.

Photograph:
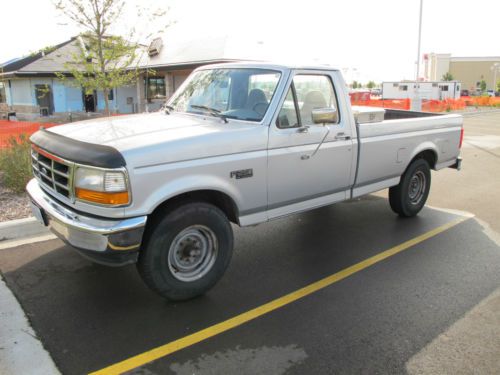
[[149, 190, 239, 225], [413, 150, 437, 169]]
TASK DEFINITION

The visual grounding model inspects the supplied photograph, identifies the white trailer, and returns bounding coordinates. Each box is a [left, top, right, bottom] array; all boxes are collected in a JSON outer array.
[[382, 81, 461, 100]]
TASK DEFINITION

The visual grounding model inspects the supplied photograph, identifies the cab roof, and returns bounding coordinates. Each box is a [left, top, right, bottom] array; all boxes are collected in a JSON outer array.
[[195, 61, 340, 72]]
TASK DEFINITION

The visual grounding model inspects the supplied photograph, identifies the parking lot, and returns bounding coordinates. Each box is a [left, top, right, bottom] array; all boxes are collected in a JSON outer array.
[[1, 112, 500, 375]]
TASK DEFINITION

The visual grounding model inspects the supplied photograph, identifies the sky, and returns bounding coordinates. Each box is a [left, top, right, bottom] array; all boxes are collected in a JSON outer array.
[[1, 0, 499, 83]]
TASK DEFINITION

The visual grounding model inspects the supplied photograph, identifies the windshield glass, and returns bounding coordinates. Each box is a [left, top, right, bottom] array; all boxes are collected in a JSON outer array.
[[168, 68, 281, 122]]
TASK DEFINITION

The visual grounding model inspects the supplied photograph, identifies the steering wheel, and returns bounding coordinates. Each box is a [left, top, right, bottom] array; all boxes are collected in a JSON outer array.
[[252, 102, 268, 116]]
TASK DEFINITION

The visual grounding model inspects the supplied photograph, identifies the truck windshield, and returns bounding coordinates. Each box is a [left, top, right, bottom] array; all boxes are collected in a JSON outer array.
[[167, 68, 281, 122]]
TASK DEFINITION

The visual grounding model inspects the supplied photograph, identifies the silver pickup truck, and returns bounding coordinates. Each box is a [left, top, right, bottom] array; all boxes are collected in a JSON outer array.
[[27, 62, 463, 300]]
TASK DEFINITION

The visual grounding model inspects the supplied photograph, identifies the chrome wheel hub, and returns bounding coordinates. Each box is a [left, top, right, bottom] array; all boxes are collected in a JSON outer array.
[[168, 225, 218, 282]]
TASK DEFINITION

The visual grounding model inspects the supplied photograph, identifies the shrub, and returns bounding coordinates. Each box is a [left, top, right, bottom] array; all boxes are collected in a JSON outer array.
[[0, 134, 32, 193]]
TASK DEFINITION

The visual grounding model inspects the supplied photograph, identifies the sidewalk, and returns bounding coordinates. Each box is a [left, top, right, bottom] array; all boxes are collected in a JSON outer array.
[[407, 287, 500, 374], [0, 275, 59, 375]]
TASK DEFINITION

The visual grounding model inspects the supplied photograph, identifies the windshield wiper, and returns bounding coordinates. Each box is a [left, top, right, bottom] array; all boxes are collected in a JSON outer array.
[[190, 105, 228, 123], [162, 104, 175, 114]]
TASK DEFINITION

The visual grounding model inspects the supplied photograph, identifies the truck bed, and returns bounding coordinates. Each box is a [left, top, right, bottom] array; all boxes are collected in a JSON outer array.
[[384, 109, 443, 120], [352, 110, 463, 198]]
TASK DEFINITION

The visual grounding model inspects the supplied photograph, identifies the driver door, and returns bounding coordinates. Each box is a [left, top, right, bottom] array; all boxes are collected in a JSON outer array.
[[267, 72, 354, 218]]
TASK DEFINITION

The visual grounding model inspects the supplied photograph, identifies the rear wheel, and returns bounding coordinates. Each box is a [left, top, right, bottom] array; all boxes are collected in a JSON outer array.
[[389, 158, 431, 217], [137, 202, 233, 301]]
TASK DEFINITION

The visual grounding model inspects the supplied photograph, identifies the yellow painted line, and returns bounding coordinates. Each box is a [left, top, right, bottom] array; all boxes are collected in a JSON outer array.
[[90, 215, 471, 375]]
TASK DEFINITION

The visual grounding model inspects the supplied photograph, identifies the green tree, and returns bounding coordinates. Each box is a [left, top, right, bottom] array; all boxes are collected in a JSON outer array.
[[480, 80, 487, 92], [54, 0, 167, 115], [442, 72, 454, 81], [367, 81, 376, 89], [351, 81, 359, 89], [497, 80, 500, 92]]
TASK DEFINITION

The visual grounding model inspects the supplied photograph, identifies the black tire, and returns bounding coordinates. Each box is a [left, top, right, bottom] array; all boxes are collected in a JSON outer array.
[[389, 158, 431, 217], [137, 201, 233, 301]]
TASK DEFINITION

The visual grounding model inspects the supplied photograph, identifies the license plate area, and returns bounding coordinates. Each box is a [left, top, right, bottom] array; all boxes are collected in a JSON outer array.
[[30, 201, 47, 226]]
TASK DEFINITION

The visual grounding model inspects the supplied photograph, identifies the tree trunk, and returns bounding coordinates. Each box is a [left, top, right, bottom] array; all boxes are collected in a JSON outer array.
[[103, 88, 110, 116]]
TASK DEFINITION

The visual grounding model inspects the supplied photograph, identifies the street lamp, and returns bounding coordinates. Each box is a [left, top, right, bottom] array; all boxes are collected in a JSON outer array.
[[412, 0, 424, 111], [491, 63, 500, 92]]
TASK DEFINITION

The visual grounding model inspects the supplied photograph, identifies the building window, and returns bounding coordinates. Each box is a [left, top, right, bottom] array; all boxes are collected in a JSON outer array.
[[440, 85, 449, 91], [399, 85, 408, 91], [393, 83, 399, 87], [0, 82, 6, 103], [108, 89, 114, 101], [146, 77, 166, 100]]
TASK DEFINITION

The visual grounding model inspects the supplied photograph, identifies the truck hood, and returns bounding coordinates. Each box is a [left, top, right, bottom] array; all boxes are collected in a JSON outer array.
[[49, 112, 212, 145], [47, 112, 268, 168]]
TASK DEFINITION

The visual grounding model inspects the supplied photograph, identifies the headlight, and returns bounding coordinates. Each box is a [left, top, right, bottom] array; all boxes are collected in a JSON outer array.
[[74, 167, 130, 205]]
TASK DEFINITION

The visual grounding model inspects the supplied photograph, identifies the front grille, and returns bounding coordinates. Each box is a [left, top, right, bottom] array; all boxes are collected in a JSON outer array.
[[31, 147, 73, 199]]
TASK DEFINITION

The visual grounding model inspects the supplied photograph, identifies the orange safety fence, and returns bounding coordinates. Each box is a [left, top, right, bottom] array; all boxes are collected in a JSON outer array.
[[351, 96, 500, 112], [422, 99, 466, 112], [0, 120, 58, 149], [461, 96, 500, 107], [351, 99, 411, 110]]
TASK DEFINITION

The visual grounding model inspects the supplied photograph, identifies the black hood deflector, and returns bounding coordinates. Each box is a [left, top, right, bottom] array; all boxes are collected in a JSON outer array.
[[30, 129, 126, 168]]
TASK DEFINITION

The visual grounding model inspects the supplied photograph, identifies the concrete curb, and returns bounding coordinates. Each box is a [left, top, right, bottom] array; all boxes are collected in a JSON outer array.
[[0, 275, 60, 375], [461, 109, 500, 117], [0, 217, 49, 242]]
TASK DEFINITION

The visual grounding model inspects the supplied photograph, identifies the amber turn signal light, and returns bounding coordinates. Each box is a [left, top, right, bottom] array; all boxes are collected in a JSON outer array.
[[76, 188, 129, 205]]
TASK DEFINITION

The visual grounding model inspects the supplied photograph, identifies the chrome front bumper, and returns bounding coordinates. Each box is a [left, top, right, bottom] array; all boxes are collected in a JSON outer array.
[[26, 179, 147, 266]]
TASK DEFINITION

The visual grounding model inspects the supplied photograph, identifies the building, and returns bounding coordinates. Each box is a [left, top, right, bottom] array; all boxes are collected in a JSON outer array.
[[382, 81, 461, 100], [0, 34, 257, 119], [424, 53, 500, 92], [0, 38, 139, 117]]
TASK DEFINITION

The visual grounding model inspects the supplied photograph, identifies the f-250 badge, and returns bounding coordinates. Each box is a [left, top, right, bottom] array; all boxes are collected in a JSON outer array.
[[230, 169, 253, 179]]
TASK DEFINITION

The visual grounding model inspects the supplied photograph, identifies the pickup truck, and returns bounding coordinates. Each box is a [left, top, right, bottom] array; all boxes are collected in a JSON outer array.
[[27, 62, 463, 300]]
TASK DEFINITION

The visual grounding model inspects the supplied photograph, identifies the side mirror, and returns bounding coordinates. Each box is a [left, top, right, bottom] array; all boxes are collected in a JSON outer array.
[[312, 107, 338, 125]]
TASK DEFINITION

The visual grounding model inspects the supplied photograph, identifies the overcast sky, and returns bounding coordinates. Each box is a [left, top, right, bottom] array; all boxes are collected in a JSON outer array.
[[1, 0, 499, 82]]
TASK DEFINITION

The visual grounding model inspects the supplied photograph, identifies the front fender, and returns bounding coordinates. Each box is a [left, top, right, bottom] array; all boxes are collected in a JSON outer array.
[[141, 174, 244, 215]]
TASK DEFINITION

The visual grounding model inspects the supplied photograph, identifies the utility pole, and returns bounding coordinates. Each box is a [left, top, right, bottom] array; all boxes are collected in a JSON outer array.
[[492, 63, 500, 92], [412, 0, 424, 111]]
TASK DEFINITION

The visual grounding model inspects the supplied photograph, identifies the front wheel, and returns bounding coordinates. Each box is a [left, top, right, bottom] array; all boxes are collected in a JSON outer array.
[[389, 158, 431, 217], [137, 202, 233, 301]]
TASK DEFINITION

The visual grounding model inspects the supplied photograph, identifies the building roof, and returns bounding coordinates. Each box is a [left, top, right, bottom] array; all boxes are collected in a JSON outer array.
[[450, 56, 500, 62], [136, 34, 259, 69], [0, 39, 74, 75], [426, 53, 500, 63], [0, 34, 248, 78]]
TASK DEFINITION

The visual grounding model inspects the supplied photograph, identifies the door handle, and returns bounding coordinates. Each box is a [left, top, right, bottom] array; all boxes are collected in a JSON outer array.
[[297, 126, 309, 133], [335, 132, 351, 141]]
